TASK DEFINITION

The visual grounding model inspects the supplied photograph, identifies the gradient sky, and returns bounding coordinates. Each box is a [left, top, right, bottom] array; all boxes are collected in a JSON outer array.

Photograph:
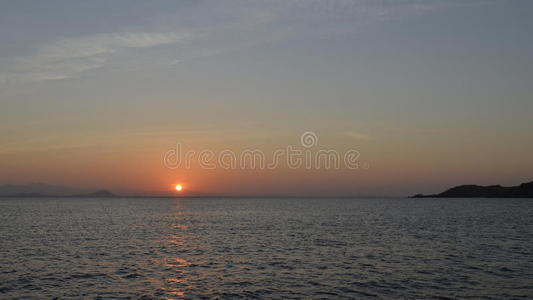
[[1, 0, 532, 196]]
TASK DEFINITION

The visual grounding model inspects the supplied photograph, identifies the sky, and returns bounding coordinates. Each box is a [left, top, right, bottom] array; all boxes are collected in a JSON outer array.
[[1, 0, 532, 196]]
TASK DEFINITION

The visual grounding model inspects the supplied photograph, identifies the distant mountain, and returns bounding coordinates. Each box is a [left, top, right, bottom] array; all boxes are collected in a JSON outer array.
[[0, 183, 117, 198], [71, 190, 116, 198], [0, 183, 91, 196], [412, 181, 533, 198]]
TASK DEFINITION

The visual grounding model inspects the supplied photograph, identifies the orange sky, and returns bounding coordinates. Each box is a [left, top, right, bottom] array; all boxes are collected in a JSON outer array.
[[1, 1, 532, 196]]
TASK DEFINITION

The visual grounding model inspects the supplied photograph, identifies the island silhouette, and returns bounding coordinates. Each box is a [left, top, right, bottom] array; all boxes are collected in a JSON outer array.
[[0, 183, 207, 198], [3, 181, 533, 199], [412, 181, 533, 198]]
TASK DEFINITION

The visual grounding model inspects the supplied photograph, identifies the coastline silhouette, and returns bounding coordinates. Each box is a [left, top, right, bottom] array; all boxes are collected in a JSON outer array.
[[412, 181, 533, 198]]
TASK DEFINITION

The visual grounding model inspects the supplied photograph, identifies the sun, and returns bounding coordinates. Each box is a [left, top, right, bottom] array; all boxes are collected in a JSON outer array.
[[175, 184, 183, 192]]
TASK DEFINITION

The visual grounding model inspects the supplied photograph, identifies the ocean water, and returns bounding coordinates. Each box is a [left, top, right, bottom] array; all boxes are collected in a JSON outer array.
[[1, 197, 532, 299]]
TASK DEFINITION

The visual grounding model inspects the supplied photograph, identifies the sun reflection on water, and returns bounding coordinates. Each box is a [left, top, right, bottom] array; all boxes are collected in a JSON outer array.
[[167, 235, 185, 246], [165, 258, 189, 268], [161, 232, 193, 298]]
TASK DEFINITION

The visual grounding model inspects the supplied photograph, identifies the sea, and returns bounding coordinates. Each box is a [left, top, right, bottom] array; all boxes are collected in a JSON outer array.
[[1, 197, 532, 299]]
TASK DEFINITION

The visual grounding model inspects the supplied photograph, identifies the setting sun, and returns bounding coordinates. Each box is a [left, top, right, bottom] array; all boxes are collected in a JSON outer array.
[[175, 184, 183, 192]]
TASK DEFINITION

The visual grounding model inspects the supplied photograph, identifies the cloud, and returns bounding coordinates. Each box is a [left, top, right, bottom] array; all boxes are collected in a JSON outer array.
[[149, 0, 472, 62], [0, 129, 216, 154], [2, 32, 188, 82], [0, 0, 475, 84]]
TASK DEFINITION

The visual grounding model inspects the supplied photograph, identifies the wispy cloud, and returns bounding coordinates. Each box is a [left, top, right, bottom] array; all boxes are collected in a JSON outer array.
[[154, 0, 473, 63], [0, 129, 215, 154], [344, 130, 371, 140], [1, 32, 188, 82], [0, 0, 475, 84]]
